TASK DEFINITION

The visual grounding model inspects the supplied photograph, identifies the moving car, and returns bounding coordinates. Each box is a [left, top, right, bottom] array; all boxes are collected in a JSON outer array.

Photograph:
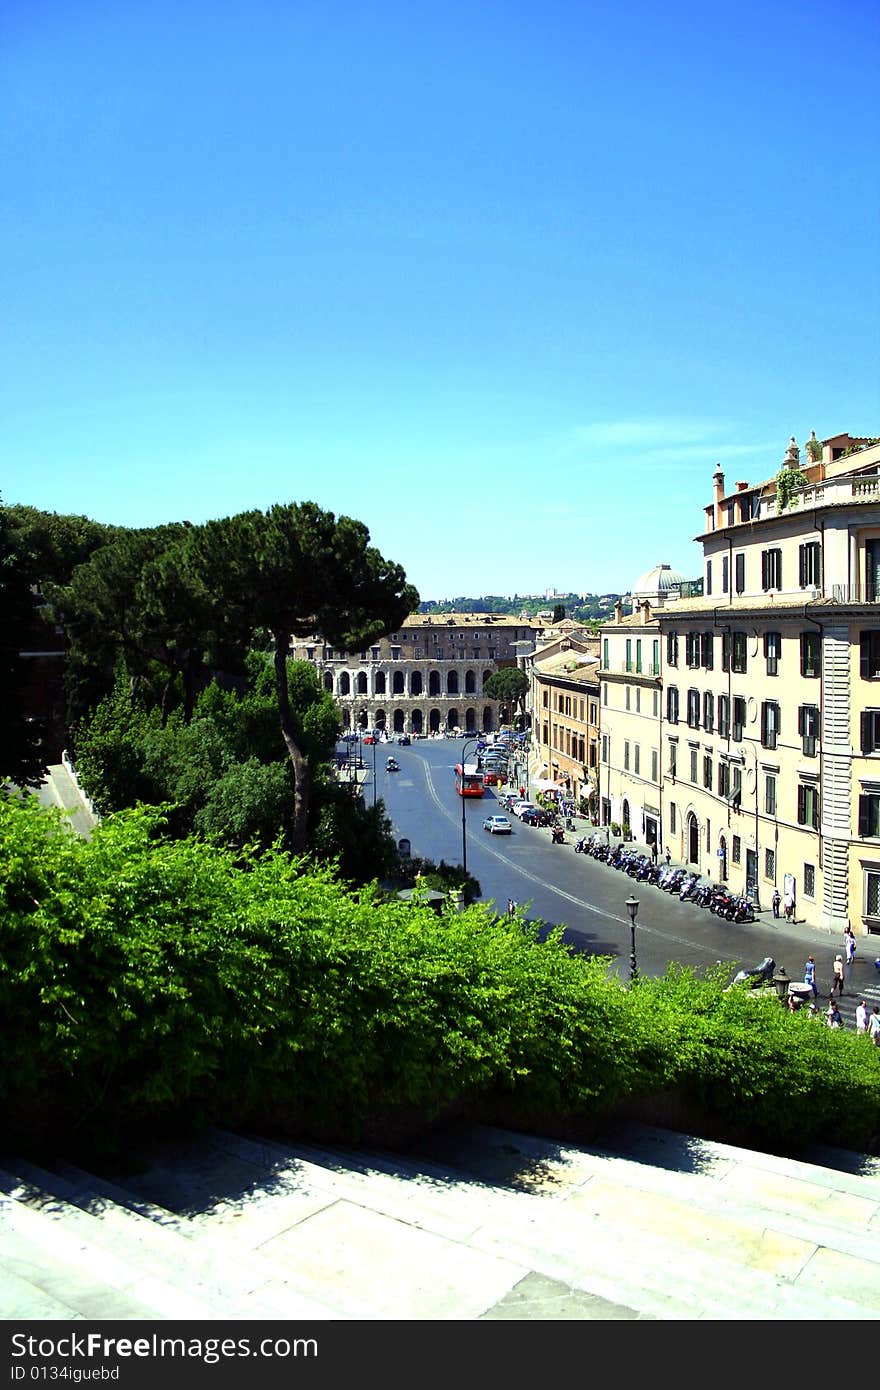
[[386, 757, 399, 771], [397, 734, 411, 745], [482, 815, 513, 834], [482, 768, 501, 786]]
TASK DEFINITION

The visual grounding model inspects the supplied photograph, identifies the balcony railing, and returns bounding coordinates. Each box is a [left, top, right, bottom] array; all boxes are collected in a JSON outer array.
[[620, 662, 661, 676], [830, 584, 880, 604]]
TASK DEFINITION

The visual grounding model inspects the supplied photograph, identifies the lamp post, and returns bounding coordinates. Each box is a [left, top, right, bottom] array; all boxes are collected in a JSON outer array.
[[625, 895, 639, 982], [460, 736, 479, 876]]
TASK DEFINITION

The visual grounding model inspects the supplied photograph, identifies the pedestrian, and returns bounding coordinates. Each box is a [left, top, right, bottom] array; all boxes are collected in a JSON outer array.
[[507, 897, 516, 919], [856, 999, 870, 1034], [771, 887, 781, 919], [787, 992, 800, 1013], [651, 840, 658, 864], [869, 1007, 880, 1046], [519, 786, 525, 800], [826, 999, 842, 1029], [832, 953, 846, 996], [664, 847, 671, 866], [783, 887, 795, 922], [844, 925, 857, 966], [804, 956, 817, 998]]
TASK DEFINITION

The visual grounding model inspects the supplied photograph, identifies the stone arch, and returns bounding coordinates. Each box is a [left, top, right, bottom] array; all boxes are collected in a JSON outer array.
[[374, 709, 386, 730], [429, 707, 442, 734], [482, 669, 493, 692], [356, 671, 368, 695], [375, 671, 386, 696], [482, 705, 493, 731], [622, 798, 630, 832], [447, 708, 459, 732], [392, 670, 405, 695], [412, 708, 423, 735], [411, 671, 423, 697], [447, 670, 459, 695], [339, 672, 351, 696], [687, 812, 699, 865], [342, 709, 351, 730], [428, 670, 441, 696], [464, 707, 477, 733], [357, 709, 369, 730], [393, 709, 405, 733], [465, 669, 476, 694], [718, 832, 728, 882], [323, 671, 334, 692]]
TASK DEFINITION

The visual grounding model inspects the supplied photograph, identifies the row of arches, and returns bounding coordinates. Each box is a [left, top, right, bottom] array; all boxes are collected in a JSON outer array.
[[325, 668, 492, 698], [341, 707, 496, 735]]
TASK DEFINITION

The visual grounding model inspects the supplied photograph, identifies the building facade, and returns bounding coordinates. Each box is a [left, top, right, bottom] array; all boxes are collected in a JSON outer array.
[[291, 612, 539, 737], [530, 631, 600, 808], [656, 431, 880, 933]]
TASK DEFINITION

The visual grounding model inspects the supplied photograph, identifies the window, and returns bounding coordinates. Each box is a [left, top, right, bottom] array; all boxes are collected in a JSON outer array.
[[624, 741, 630, 771], [653, 689, 659, 717], [764, 631, 781, 676], [667, 686, 679, 724], [722, 554, 729, 594], [721, 631, 730, 672], [625, 685, 631, 710], [732, 696, 746, 742], [371, 647, 380, 660], [718, 694, 730, 738], [667, 631, 678, 667], [732, 631, 747, 673], [652, 640, 659, 674], [761, 548, 782, 591], [797, 783, 820, 829], [732, 835, 741, 864], [858, 793, 880, 837], [669, 741, 678, 779], [804, 864, 816, 898], [799, 541, 821, 589], [690, 747, 698, 783], [706, 559, 712, 596], [718, 762, 730, 798], [731, 765, 742, 807], [861, 709, 880, 754], [602, 684, 608, 705], [860, 631, 880, 679], [626, 639, 632, 671], [670, 802, 677, 833], [601, 733, 609, 762], [634, 745, 640, 775], [686, 632, 700, 668], [602, 639, 609, 667], [765, 848, 776, 880], [801, 631, 821, 678], [636, 640, 642, 673], [636, 687, 641, 712], [799, 704, 820, 756], [703, 754, 712, 790], [701, 632, 714, 670], [765, 774, 777, 817], [866, 870, 880, 917], [687, 689, 700, 729], [703, 691, 714, 733], [761, 700, 780, 749], [735, 553, 745, 594], [652, 749, 658, 783]]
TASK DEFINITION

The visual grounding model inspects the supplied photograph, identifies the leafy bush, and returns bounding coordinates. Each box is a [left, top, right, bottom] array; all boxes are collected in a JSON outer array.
[[3, 795, 880, 1158]]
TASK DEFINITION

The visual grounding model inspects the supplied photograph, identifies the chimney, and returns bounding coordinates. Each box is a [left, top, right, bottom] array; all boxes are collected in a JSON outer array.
[[641, 600, 652, 626], [735, 481, 749, 492], [713, 464, 725, 527], [614, 599, 624, 623]]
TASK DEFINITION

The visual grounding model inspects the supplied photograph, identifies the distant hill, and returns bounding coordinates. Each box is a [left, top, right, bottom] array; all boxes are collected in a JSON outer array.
[[418, 594, 625, 622]]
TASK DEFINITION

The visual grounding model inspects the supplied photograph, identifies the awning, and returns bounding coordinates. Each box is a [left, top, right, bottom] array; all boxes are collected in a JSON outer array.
[[532, 777, 564, 791]]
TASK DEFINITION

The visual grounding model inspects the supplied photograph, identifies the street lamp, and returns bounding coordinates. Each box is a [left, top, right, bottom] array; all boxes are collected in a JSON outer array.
[[625, 895, 639, 982], [460, 736, 480, 876]]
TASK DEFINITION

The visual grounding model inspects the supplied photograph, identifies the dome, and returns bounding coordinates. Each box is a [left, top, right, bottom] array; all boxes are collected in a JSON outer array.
[[630, 563, 686, 600]]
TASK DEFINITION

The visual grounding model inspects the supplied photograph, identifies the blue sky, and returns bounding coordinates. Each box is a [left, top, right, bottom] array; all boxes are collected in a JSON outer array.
[[3, 0, 878, 601]]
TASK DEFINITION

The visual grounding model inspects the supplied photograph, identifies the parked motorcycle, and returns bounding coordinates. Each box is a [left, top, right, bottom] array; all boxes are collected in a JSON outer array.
[[574, 836, 588, 854]]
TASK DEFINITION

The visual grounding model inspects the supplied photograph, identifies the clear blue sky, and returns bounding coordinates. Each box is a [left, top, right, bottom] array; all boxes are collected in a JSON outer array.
[[3, 0, 878, 601]]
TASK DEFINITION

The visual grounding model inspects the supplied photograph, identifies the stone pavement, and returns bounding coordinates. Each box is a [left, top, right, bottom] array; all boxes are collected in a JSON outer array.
[[2, 1120, 880, 1320]]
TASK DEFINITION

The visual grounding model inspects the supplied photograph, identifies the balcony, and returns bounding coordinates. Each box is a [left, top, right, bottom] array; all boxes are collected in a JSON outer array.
[[763, 468, 880, 519]]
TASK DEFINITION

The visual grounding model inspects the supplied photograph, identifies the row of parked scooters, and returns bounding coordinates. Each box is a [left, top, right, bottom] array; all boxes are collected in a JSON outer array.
[[572, 834, 756, 922]]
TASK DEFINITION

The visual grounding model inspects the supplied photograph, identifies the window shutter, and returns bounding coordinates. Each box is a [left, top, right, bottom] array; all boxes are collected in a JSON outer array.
[[862, 711, 873, 754], [859, 796, 870, 838], [861, 633, 871, 680], [799, 545, 805, 587], [798, 706, 805, 736], [761, 552, 768, 588], [798, 785, 806, 824]]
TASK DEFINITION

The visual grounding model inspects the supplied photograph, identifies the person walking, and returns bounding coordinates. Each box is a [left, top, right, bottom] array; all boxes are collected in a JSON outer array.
[[783, 887, 795, 922], [844, 925, 857, 967], [826, 999, 842, 1029], [664, 847, 671, 866], [507, 897, 516, 919], [772, 887, 781, 919], [831, 953, 846, 996], [869, 1007, 880, 1046], [651, 840, 658, 864], [804, 956, 817, 999], [856, 999, 870, 1034]]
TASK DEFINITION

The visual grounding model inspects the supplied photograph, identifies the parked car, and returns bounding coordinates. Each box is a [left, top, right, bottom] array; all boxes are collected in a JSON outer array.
[[520, 807, 551, 826], [363, 734, 376, 745], [482, 815, 513, 835], [396, 734, 411, 745], [482, 768, 501, 786], [511, 801, 539, 819]]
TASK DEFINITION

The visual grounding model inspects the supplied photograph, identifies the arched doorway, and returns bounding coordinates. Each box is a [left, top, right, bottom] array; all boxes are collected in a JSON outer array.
[[339, 672, 351, 696], [356, 672, 368, 695], [482, 706, 493, 731], [429, 708, 441, 734], [375, 672, 386, 695], [465, 707, 477, 733], [465, 670, 476, 694], [392, 671, 405, 695], [393, 709, 405, 733], [375, 710, 386, 730], [323, 671, 334, 692], [412, 709, 423, 735], [447, 671, 459, 694], [622, 798, 630, 834], [411, 672, 423, 697], [687, 813, 699, 865], [357, 710, 368, 730], [447, 708, 459, 732], [428, 670, 441, 696], [718, 834, 728, 882]]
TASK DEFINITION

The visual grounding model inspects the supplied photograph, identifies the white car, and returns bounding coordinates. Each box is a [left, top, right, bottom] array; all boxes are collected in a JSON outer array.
[[511, 801, 538, 819], [482, 815, 513, 834]]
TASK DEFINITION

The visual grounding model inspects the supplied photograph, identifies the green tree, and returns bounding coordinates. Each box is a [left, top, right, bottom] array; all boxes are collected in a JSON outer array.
[[483, 667, 530, 725], [189, 503, 417, 852], [0, 500, 49, 785]]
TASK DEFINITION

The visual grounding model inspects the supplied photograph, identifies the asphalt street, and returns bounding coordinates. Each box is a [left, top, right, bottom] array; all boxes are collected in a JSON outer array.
[[360, 736, 880, 1030]]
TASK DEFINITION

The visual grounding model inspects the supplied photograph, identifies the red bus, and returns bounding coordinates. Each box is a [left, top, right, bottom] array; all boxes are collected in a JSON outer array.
[[454, 762, 485, 797]]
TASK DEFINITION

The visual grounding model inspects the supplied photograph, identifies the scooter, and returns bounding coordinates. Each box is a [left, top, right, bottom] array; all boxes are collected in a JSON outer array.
[[574, 836, 588, 854], [551, 825, 565, 845]]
